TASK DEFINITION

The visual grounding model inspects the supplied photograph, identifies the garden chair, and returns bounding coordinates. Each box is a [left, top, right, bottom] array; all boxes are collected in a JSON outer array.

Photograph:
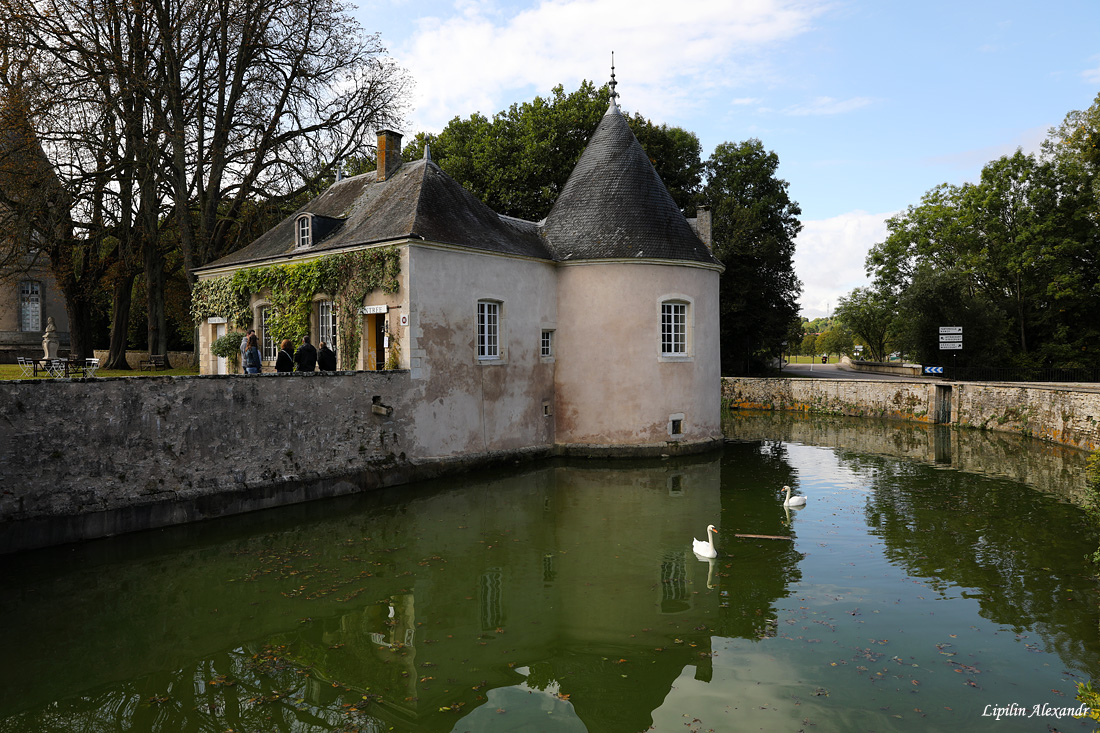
[[17, 356, 34, 377], [84, 358, 100, 377]]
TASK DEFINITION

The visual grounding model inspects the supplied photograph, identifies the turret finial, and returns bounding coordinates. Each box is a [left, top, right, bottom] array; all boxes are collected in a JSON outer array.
[[609, 51, 619, 109]]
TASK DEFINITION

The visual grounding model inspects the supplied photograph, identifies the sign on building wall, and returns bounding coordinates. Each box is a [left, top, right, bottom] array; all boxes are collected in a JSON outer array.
[[359, 305, 388, 315]]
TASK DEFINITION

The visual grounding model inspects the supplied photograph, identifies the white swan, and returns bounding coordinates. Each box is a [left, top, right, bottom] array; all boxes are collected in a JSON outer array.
[[782, 485, 806, 507], [693, 524, 718, 558]]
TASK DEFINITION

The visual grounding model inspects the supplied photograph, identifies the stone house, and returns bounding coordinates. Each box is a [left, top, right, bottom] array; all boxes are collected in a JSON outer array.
[[0, 255, 69, 363], [194, 91, 724, 455]]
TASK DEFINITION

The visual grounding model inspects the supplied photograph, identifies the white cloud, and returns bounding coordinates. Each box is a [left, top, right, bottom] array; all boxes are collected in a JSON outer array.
[[392, 0, 827, 132], [794, 210, 893, 319], [923, 125, 1048, 172], [1083, 57, 1100, 84], [783, 95, 874, 116]]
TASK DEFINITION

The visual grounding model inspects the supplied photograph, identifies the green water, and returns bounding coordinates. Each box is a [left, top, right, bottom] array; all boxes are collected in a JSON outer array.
[[2, 413, 1099, 732]]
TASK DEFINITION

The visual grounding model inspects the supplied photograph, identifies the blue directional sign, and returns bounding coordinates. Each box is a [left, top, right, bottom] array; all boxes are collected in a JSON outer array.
[[924, 366, 944, 375]]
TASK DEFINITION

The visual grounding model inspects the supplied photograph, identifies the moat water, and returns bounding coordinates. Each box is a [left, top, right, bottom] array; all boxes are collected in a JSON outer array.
[[2, 412, 1099, 732]]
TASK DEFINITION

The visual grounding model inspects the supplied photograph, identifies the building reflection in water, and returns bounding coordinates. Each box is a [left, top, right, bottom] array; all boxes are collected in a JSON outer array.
[[0, 451, 801, 732]]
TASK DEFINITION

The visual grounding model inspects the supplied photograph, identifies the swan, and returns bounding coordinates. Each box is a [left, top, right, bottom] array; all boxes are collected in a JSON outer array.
[[782, 485, 806, 507], [693, 525, 718, 558]]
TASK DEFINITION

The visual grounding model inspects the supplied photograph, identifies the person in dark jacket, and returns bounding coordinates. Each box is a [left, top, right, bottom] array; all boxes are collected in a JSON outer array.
[[317, 341, 337, 371], [244, 334, 262, 374], [275, 339, 294, 372], [294, 336, 318, 372]]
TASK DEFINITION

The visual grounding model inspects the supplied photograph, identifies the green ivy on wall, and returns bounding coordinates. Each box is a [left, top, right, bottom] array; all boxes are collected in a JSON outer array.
[[191, 247, 401, 367]]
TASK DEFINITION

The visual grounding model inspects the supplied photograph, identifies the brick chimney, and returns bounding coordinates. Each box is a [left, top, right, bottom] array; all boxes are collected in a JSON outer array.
[[376, 129, 403, 182]]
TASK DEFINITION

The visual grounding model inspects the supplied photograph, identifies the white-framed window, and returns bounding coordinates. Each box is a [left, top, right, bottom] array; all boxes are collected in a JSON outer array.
[[318, 299, 337, 352], [477, 300, 500, 360], [296, 215, 312, 248], [260, 307, 276, 361], [19, 281, 41, 332], [661, 301, 688, 356], [540, 329, 554, 358]]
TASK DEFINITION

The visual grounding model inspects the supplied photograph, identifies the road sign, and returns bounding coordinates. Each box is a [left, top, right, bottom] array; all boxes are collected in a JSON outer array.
[[924, 366, 943, 374], [939, 334, 962, 342], [939, 342, 963, 350], [939, 326, 963, 334]]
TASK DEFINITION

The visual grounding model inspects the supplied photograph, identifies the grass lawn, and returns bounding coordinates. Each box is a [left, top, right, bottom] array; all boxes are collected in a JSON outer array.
[[786, 354, 834, 364], [0, 363, 200, 380]]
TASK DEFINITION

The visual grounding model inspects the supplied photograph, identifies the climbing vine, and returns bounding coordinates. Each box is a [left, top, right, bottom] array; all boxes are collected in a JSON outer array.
[[190, 247, 402, 367], [1084, 450, 1100, 564]]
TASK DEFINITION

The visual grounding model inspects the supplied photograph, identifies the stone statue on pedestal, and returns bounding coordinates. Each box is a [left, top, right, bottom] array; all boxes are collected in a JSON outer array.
[[42, 316, 58, 359]]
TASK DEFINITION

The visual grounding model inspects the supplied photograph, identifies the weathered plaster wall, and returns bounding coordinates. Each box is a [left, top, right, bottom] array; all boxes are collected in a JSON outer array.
[[405, 243, 558, 456], [555, 262, 723, 448], [723, 377, 1100, 451]]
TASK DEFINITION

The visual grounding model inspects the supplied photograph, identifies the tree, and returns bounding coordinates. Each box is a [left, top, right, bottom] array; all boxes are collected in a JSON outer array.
[[704, 139, 802, 375], [816, 325, 853, 360], [867, 140, 1100, 371], [834, 286, 895, 362], [412, 82, 704, 221], [0, 82, 116, 361], [1, 0, 409, 365], [800, 331, 818, 357]]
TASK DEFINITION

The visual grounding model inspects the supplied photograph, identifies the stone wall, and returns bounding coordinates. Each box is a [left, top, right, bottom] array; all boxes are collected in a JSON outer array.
[[1, 367, 718, 553], [723, 377, 1100, 452], [723, 411, 1091, 505], [0, 370, 552, 553], [91, 349, 197, 369], [723, 377, 938, 423]]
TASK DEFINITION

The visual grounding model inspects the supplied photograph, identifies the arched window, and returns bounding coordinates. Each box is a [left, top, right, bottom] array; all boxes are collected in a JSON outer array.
[[318, 299, 337, 352], [296, 215, 312, 248], [260, 306, 276, 361]]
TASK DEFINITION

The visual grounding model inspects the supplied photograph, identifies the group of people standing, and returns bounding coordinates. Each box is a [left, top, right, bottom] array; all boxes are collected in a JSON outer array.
[[239, 330, 338, 374]]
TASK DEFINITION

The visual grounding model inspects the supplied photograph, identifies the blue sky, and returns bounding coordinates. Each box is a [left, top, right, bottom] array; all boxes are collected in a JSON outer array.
[[354, 0, 1100, 318]]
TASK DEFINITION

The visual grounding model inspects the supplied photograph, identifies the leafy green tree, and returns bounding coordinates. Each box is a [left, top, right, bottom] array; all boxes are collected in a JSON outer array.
[[891, 267, 1010, 367], [704, 139, 802, 375], [800, 331, 818, 356], [409, 82, 607, 221], [816, 325, 853, 360], [411, 81, 703, 221], [834, 286, 895, 362], [868, 138, 1100, 371]]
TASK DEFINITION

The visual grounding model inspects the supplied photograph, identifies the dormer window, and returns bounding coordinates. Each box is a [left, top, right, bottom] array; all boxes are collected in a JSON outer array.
[[296, 215, 312, 248]]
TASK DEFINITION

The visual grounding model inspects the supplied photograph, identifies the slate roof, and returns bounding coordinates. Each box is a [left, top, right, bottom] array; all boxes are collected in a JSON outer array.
[[198, 158, 553, 271], [541, 103, 720, 266], [200, 102, 719, 272]]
